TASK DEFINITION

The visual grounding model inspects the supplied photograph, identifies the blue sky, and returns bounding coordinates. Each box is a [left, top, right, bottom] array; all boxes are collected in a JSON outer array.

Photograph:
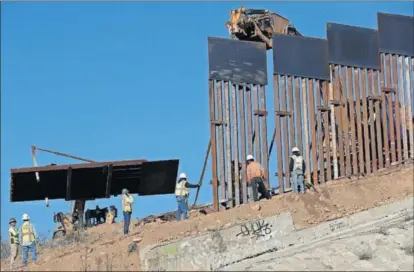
[[1, 1, 413, 238]]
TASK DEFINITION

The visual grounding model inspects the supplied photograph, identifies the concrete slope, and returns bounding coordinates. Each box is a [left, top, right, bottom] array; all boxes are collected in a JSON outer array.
[[141, 197, 414, 271]]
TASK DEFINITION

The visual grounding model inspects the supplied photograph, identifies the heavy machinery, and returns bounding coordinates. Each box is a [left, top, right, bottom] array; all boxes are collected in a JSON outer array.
[[225, 6, 301, 49]]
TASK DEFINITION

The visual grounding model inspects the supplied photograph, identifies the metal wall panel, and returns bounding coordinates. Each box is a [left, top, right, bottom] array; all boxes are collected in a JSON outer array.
[[208, 37, 268, 85], [377, 13, 414, 57], [327, 23, 380, 70], [272, 34, 330, 81]]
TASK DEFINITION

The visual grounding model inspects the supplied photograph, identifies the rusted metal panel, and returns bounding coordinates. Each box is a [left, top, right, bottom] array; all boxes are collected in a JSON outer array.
[[308, 79, 318, 184], [367, 69, 378, 172], [231, 84, 241, 206], [215, 80, 226, 207], [340, 66, 351, 176], [329, 66, 339, 179], [208, 37, 268, 85], [302, 78, 311, 185], [10, 159, 179, 202], [238, 85, 248, 204], [385, 54, 397, 163], [223, 82, 233, 208], [316, 80, 325, 183], [360, 68, 371, 174], [322, 81, 332, 181], [353, 68, 364, 174], [398, 56, 408, 162], [373, 70, 384, 169], [377, 13, 414, 57], [272, 34, 329, 81], [391, 55, 402, 162], [274, 76, 284, 194], [209, 80, 219, 211], [346, 67, 358, 175], [259, 85, 270, 188], [334, 66, 345, 176], [380, 55, 390, 167], [327, 23, 380, 70], [407, 57, 414, 158], [280, 77, 291, 188]]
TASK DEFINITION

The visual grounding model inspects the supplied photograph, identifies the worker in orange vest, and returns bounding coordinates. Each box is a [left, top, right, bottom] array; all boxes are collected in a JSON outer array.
[[246, 155, 272, 201]]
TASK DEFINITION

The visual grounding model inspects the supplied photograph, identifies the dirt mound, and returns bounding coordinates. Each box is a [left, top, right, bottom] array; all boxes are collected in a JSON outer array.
[[3, 166, 413, 271]]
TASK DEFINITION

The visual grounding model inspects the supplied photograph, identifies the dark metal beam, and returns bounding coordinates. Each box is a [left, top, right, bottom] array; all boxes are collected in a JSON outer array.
[[106, 165, 113, 198], [66, 167, 72, 201]]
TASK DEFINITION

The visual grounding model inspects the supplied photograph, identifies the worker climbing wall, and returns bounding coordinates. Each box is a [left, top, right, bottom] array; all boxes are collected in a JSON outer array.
[[207, 37, 269, 210]]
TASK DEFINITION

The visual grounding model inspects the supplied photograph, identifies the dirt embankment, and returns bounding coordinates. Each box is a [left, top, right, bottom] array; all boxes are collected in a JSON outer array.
[[3, 166, 413, 271]]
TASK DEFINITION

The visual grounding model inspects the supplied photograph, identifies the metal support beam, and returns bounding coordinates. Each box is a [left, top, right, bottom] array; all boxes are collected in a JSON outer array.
[[106, 164, 113, 198], [66, 167, 72, 201]]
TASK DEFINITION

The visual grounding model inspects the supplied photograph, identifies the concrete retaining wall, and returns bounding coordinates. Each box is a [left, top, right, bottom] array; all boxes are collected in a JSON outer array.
[[140, 197, 414, 271]]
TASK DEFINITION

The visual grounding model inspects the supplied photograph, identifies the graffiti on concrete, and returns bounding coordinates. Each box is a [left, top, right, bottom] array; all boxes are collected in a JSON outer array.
[[236, 219, 272, 239], [329, 220, 346, 232]]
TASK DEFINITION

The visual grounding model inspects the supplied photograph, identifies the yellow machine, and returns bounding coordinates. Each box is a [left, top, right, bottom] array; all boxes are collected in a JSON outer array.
[[53, 212, 77, 239], [225, 6, 301, 49]]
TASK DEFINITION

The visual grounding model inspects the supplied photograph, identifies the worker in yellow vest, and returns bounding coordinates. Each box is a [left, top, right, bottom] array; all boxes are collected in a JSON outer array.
[[19, 213, 39, 266], [8, 217, 19, 269], [175, 173, 200, 221], [122, 188, 134, 235]]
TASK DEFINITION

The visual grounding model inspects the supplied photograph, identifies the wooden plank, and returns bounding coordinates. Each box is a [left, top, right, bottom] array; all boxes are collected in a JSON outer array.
[[223, 81, 233, 208], [373, 70, 384, 169], [308, 79, 318, 184], [259, 85, 270, 189], [322, 81, 332, 181], [280, 77, 291, 188], [385, 54, 396, 163], [302, 78, 311, 185], [334, 66, 345, 177], [360, 69, 371, 174], [316, 80, 325, 183], [253, 85, 262, 163], [340, 66, 351, 176], [238, 85, 248, 204], [208, 80, 219, 211], [407, 57, 414, 159], [274, 76, 284, 194], [391, 55, 402, 163], [347, 67, 358, 175], [354, 69, 365, 173], [295, 77, 303, 153], [380, 54, 390, 167], [367, 69, 378, 172], [329, 65, 339, 179], [215, 81, 226, 206], [231, 84, 240, 206]]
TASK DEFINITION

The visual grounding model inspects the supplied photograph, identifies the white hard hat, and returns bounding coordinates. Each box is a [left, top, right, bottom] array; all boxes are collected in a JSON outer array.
[[22, 213, 30, 221], [292, 147, 300, 152], [246, 155, 255, 161], [179, 173, 187, 179]]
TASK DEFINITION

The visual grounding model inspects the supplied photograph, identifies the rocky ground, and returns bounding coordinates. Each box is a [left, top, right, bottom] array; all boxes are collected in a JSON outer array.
[[1, 165, 413, 271]]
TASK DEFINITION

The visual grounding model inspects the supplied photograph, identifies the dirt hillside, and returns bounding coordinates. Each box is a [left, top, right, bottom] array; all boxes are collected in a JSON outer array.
[[3, 166, 413, 271]]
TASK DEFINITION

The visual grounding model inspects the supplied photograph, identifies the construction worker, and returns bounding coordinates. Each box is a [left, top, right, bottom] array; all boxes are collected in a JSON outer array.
[[246, 155, 272, 201], [122, 188, 134, 235], [290, 147, 306, 194], [8, 217, 19, 269], [19, 213, 39, 266], [175, 173, 200, 221]]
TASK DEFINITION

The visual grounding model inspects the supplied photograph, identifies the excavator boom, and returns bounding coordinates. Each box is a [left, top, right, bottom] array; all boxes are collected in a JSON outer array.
[[225, 7, 301, 50]]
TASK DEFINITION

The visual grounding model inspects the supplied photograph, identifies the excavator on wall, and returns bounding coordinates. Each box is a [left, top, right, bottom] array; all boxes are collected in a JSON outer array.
[[225, 6, 302, 50]]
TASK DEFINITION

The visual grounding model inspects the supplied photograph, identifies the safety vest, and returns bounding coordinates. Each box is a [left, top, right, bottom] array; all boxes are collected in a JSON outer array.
[[175, 180, 189, 197], [247, 161, 264, 182], [8, 226, 19, 245], [291, 155, 304, 171], [21, 222, 35, 244], [122, 195, 133, 213]]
